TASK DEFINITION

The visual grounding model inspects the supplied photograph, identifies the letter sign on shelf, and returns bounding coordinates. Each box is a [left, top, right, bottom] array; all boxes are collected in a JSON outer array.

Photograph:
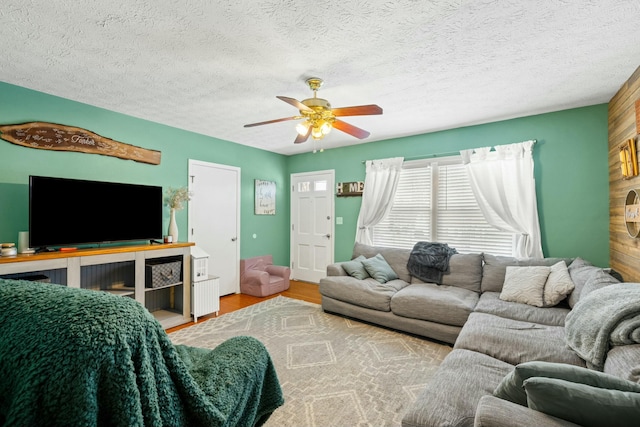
[[336, 181, 364, 197]]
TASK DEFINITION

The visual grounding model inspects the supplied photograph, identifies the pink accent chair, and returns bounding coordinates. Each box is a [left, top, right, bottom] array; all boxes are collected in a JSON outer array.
[[240, 255, 291, 297]]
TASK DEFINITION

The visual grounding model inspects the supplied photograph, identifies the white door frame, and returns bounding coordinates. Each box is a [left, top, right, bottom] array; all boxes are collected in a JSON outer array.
[[188, 159, 241, 295], [290, 169, 335, 282]]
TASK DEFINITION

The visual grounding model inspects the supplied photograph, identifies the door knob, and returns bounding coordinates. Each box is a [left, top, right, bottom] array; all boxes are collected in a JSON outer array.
[[325, 234, 331, 239], [231, 237, 237, 242]]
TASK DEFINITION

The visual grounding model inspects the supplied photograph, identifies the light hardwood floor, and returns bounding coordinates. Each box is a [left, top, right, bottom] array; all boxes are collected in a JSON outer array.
[[166, 280, 321, 333]]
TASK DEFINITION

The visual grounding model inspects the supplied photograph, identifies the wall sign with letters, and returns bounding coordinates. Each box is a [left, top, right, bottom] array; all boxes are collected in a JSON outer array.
[[255, 179, 276, 215], [336, 181, 364, 197], [0, 122, 161, 165]]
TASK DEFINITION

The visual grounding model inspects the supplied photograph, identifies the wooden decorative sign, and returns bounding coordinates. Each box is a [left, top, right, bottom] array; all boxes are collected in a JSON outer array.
[[625, 189, 640, 238], [0, 122, 161, 165], [636, 99, 640, 134], [336, 181, 364, 197], [619, 138, 639, 179]]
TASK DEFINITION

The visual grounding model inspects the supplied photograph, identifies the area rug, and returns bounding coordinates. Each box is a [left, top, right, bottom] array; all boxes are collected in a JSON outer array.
[[169, 296, 452, 427]]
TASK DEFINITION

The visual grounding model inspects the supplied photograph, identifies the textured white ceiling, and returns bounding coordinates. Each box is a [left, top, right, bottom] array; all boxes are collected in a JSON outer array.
[[1, 1, 639, 155]]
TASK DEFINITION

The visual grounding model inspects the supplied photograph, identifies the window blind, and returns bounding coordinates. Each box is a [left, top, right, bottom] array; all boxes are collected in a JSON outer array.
[[372, 157, 514, 256], [372, 166, 431, 248]]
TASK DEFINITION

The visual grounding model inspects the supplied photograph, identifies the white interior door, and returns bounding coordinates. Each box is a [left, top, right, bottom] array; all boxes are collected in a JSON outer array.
[[290, 170, 335, 283], [188, 160, 240, 296]]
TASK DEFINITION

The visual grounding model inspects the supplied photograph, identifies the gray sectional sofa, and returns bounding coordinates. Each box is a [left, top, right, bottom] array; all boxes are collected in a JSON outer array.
[[319, 243, 640, 427]]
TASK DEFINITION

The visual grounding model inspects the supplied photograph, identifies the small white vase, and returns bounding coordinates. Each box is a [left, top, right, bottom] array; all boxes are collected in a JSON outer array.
[[168, 208, 179, 243]]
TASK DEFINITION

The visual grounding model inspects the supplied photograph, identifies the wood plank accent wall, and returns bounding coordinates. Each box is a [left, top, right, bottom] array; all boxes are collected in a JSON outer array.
[[609, 65, 640, 282]]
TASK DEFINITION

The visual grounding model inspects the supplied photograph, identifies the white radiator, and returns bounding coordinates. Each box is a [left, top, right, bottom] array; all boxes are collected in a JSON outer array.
[[192, 275, 219, 322]]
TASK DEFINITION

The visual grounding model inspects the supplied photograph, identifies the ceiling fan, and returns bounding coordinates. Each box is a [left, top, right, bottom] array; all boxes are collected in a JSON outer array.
[[244, 77, 383, 145]]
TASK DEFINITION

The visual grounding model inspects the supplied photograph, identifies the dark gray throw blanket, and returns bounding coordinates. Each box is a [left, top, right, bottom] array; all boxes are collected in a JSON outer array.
[[0, 279, 284, 426], [406, 241, 457, 284], [565, 283, 640, 371]]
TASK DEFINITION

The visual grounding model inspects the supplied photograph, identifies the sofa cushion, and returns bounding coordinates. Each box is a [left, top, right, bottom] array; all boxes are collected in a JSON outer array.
[[411, 253, 483, 293], [481, 254, 574, 293], [567, 258, 620, 308], [542, 261, 575, 307], [566, 257, 593, 290], [322, 296, 463, 345], [361, 253, 399, 283], [454, 312, 585, 366], [524, 377, 640, 427], [326, 262, 347, 276], [475, 292, 569, 326], [604, 344, 640, 383], [499, 266, 551, 307], [353, 243, 411, 282], [475, 395, 582, 427], [391, 283, 479, 327], [494, 361, 640, 407], [581, 270, 620, 298], [318, 276, 409, 312], [341, 255, 369, 280], [401, 349, 513, 427]]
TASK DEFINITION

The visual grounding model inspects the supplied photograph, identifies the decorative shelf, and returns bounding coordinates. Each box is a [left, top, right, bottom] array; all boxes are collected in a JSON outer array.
[[144, 281, 183, 292], [104, 288, 135, 297], [625, 189, 640, 238], [0, 243, 194, 328]]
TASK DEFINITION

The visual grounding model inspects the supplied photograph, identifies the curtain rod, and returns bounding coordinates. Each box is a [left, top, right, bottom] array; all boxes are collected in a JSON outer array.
[[404, 150, 462, 161], [361, 140, 537, 164], [361, 150, 461, 164]]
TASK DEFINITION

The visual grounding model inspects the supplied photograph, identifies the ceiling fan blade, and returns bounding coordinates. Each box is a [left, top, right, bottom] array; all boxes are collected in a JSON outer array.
[[333, 119, 371, 139], [243, 116, 298, 127], [294, 126, 311, 144], [277, 96, 314, 112], [332, 104, 383, 117]]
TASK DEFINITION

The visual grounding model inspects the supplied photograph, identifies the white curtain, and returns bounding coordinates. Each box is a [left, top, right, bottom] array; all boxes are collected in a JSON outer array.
[[355, 157, 404, 245], [460, 140, 543, 258]]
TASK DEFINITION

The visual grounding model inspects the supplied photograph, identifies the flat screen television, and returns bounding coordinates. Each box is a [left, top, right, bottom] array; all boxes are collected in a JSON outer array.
[[29, 175, 163, 248]]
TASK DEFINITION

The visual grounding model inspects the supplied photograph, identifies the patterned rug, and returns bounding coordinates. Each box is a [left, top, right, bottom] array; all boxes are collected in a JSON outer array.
[[169, 296, 452, 426]]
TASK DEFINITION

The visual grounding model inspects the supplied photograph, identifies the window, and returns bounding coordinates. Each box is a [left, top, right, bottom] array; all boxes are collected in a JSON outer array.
[[314, 180, 327, 191], [297, 180, 327, 192], [297, 181, 310, 192], [372, 157, 515, 256]]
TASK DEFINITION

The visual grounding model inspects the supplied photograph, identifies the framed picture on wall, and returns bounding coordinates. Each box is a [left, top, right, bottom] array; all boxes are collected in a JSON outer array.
[[255, 179, 276, 215]]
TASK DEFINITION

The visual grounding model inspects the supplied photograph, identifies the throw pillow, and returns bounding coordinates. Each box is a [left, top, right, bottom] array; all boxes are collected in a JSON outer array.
[[541, 261, 575, 307], [494, 360, 640, 407], [341, 255, 370, 280], [567, 258, 619, 308], [361, 254, 399, 284], [499, 266, 551, 307], [480, 254, 574, 293], [580, 269, 620, 299], [567, 257, 594, 307], [524, 377, 640, 427]]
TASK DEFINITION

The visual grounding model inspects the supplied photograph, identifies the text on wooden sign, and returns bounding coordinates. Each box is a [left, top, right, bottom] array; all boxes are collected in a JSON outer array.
[[0, 122, 161, 165]]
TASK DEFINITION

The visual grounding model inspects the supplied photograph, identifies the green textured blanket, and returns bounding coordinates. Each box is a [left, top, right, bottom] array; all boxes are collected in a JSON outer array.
[[0, 279, 283, 426]]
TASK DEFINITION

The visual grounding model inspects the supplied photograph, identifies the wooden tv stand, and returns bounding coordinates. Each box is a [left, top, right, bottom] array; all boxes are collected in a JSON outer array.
[[0, 243, 195, 329]]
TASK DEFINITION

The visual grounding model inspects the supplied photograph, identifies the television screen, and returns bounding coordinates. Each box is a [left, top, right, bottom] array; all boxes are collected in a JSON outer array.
[[29, 176, 163, 248]]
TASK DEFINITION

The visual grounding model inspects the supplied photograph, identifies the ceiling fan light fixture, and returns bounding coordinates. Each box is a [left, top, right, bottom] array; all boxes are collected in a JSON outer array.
[[311, 126, 323, 139], [296, 121, 310, 135], [243, 77, 383, 149], [320, 121, 332, 135]]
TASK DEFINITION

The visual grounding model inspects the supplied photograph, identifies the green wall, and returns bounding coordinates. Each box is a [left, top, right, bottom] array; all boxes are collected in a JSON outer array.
[[288, 104, 610, 266], [0, 81, 610, 268], [0, 82, 290, 266]]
